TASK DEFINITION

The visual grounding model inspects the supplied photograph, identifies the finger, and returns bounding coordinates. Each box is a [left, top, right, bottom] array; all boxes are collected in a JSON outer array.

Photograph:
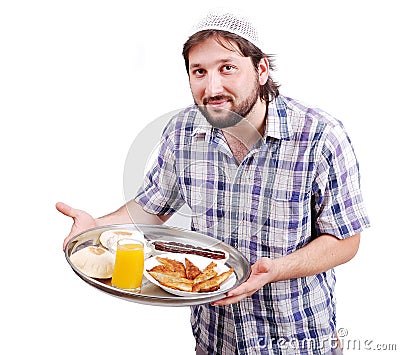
[[226, 282, 253, 298], [211, 283, 255, 306], [63, 227, 78, 251], [253, 261, 269, 274], [211, 293, 248, 306], [56, 202, 77, 218], [63, 235, 74, 251]]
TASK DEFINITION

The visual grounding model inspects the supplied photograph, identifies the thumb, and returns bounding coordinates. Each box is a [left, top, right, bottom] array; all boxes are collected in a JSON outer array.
[[252, 258, 270, 274], [55, 202, 78, 218]]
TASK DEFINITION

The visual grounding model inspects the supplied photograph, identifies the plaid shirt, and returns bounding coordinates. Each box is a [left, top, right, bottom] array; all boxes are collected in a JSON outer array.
[[135, 95, 370, 354]]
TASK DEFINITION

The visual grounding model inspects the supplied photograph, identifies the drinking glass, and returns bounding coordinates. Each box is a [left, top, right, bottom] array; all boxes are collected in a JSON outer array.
[[111, 238, 144, 292]]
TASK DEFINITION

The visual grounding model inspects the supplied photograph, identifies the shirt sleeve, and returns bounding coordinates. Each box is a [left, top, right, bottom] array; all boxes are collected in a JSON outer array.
[[134, 130, 184, 216], [313, 123, 370, 239]]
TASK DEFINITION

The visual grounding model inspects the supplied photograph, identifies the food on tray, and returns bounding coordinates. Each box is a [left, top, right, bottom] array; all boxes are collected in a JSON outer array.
[[193, 268, 234, 293], [148, 264, 175, 274], [152, 241, 226, 260], [70, 246, 114, 279], [99, 229, 133, 248], [147, 256, 234, 293], [185, 258, 202, 280], [99, 229, 145, 252], [155, 256, 187, 278], [193, 262, 218, 285], [148, 272, 193, 292]]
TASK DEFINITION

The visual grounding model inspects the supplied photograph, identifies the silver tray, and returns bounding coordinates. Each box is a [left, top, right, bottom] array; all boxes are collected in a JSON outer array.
[[65, 224, 250, 306]]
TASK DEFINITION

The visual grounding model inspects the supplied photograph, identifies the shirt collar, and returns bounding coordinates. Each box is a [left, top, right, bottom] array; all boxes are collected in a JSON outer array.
[[190, 108, 220, 143], [190, 96, 293, 142], [265, 96, 293, 140]]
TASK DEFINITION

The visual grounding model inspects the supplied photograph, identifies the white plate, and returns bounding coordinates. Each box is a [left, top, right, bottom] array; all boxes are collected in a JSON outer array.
[[143, 253, 236, 298]]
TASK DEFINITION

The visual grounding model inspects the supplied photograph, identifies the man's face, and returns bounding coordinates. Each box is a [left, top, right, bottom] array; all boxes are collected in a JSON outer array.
[[188, 36, 261, 129]]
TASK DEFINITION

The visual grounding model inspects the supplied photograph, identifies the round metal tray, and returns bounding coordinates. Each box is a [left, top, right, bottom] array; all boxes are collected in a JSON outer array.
[[65, 224, 250, 306]]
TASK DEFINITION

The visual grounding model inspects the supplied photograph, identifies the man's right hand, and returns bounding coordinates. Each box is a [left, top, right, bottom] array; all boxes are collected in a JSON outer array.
[[56, 202, 98, 251]]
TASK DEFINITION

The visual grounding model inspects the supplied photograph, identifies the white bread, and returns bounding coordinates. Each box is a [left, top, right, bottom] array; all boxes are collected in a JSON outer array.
[[99, 229, 148, 255], [70, 246, 114, 279], [99, 229, 134, 250]]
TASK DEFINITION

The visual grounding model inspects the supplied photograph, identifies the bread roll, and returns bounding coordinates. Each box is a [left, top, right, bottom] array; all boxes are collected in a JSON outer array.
[[99, 229, 147, 253], [70, 246, 114, 279], [100, 229, 138, 250]]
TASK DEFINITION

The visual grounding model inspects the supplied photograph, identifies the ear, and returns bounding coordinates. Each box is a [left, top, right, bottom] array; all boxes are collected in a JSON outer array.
[[257, 58, 269, 85]]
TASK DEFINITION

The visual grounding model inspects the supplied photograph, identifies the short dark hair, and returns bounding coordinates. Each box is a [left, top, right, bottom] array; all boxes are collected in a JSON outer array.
[[182, 30, 280, 104]]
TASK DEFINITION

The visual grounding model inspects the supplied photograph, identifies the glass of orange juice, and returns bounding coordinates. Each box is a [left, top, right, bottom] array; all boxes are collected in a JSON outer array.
[[111, 238, 144, 292]]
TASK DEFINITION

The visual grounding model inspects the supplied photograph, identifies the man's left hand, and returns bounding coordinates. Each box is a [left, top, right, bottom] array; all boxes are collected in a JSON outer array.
[[211, 257, 276, 306]]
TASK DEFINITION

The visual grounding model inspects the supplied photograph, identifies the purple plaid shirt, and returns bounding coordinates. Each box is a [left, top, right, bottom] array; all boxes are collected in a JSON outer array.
[[135, 95, 370, 354]]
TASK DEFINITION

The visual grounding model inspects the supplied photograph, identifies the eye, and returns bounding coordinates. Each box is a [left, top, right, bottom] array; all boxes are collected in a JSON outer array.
[[221, 64, 237, 74], [192, 68, 206, 78]]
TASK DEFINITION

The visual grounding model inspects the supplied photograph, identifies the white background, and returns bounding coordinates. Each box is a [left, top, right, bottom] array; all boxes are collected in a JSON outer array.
[[1, 0, 398, 354]]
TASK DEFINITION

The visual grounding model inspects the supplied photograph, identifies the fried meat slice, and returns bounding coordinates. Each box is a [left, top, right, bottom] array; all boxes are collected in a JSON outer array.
[[185, 258, 202, 280], [148, 271, 193, 292], [147, 264, 183, 278], [156, 256, 186, 278], [192, 268, 234, 293], [193, 262, 218, 285]]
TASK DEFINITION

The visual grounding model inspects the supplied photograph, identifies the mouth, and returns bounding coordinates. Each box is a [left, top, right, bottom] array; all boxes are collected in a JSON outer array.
[[207, 101, 229, 109], [203, 96, 233, 109]]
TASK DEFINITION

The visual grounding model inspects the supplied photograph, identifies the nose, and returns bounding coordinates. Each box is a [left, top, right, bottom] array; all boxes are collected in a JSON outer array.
[[205, 72, 223, 97]]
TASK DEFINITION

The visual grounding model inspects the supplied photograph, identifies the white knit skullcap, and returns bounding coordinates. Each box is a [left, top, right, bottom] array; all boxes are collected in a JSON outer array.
[[188, 9, 263, 51]]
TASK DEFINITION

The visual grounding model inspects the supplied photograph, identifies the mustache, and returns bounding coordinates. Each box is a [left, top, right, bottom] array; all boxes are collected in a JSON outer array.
[[202, 95, 233, 105]]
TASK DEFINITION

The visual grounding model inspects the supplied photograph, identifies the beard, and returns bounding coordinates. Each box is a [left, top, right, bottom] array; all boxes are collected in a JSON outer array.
[[196, 78, 260, 129]]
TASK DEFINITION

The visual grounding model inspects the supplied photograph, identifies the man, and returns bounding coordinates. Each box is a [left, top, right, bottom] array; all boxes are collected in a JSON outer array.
[[57, 10, 370, 354]]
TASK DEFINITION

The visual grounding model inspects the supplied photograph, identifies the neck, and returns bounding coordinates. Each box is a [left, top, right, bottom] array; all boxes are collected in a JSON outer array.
[[245, 99, 267, 136], [222, 99, 267, 150]]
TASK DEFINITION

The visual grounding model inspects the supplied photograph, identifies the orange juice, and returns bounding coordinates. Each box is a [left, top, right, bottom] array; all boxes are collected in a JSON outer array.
[[111, 239, 144, 291]]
